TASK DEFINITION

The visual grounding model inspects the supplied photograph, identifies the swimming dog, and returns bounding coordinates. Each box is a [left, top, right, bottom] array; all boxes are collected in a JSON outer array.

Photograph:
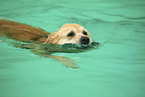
[[0, 20, 92, 46], [0, 19, 93, 68]]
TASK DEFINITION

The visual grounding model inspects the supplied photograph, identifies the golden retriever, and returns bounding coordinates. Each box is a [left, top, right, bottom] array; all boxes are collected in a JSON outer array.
[[0, 20, 92, 46], [0, 19, 94, 68]]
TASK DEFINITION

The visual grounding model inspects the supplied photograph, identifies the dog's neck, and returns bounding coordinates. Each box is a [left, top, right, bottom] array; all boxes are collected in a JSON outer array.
[[33, 35, 49, 44]]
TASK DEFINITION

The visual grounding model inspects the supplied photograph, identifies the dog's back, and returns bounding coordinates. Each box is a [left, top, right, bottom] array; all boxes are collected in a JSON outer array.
[[0, 20, 49, 43]]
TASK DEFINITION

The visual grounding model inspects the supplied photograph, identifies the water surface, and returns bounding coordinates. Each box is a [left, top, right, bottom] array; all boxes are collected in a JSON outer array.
[[0, 0, 145, 97]]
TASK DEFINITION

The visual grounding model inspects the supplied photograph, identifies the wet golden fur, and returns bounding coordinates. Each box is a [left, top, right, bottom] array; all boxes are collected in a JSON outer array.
[[0, 20, 92, 45]]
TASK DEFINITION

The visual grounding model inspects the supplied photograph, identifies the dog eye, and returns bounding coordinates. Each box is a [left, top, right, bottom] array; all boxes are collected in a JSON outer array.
[[83, 31, 88, 35], [67, 31, 75, 37]]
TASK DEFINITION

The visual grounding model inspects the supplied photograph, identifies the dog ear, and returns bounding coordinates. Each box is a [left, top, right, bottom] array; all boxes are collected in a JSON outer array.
[[43, 32, 60, 44]]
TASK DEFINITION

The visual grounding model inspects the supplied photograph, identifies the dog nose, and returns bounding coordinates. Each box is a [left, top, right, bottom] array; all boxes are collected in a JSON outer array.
[[80, 36, 90, 45]]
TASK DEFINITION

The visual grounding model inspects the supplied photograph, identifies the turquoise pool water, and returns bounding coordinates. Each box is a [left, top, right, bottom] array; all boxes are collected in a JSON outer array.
[[0, 0, 145, 97]]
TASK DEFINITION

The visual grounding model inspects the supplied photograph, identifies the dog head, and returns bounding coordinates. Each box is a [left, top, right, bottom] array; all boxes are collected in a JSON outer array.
[[43, 24, 92, 46]]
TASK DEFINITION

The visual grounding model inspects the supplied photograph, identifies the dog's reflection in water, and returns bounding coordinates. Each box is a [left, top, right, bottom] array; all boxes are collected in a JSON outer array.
[[13, 42, 99, 68]]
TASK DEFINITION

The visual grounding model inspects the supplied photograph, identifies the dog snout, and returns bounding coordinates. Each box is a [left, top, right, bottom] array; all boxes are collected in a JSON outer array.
[[80, 36, 90, 45]]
